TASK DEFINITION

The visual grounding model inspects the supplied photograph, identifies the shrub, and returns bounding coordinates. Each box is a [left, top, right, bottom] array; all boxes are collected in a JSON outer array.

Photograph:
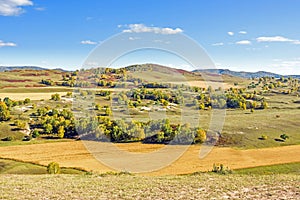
[[212, 163, 232, 175], [260, 135, 268, 140], [280, 134, 289, 141], [51, 93, 61, 101], [32, 129, 40, 138], [66, 92, 72, 97], [194, 128, 207, 144], [47, 162, 60, 174], [24, 98, 31, 104]]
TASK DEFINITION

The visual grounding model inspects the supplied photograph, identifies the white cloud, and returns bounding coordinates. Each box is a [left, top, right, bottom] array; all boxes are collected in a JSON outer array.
[[256, 36, 292, 42], [153, 39, 171, 44], [256, 36, 300, 44], [239, 31, 247, 34], [0, 40, 17, 47], [81, 40, 97, 45], [34, 7, 45, 11], [227, 32, 234, 36], [293, 40, 300, 45], [212, 42, 224, 46], [122, 24, 183, 35], [0, 0, 33, 16], [236, 40, 251, 45], [128, 37, 140, 41], [269, 59, 300, 74]]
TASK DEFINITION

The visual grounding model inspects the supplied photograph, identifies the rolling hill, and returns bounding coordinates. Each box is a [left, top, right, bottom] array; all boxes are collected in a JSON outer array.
[[193, 69, 300, 79]]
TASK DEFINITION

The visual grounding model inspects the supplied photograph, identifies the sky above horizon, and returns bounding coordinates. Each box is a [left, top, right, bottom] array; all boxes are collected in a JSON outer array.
[[1, 0, 300, 75]]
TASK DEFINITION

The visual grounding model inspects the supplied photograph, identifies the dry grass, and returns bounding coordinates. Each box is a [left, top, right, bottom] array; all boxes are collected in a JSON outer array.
[[0, 173, 299, 199], [0, 141, 300, 175], [0, 92, 68, 101]]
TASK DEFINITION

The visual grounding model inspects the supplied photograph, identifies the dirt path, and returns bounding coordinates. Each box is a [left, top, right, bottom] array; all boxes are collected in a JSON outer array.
[[0, 141, 299, 175]]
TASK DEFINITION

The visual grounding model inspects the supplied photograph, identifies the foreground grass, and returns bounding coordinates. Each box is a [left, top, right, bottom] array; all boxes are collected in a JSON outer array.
[[0, 173, 299, 199]]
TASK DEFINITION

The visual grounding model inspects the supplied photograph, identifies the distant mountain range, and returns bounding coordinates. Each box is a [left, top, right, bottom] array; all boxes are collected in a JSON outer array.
[[0, 66, 66, 72], [1, 65, 299, 79], [193, 69, 300, 79]]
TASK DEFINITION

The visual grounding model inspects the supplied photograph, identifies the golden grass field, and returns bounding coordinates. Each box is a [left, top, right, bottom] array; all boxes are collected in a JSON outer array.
[[0, 141, 299, 175]]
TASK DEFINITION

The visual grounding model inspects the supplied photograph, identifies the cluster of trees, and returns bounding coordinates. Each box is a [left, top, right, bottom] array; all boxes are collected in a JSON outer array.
[[248, 76, 300, 95], [35, 107, 76, 138], [193, 88, 268, 110], [109, 87, 268, 111], [41, 79, 55, 86], [0, 97, 32, 121], [76, 117, 207, 144], [61, 72, 78, 87]]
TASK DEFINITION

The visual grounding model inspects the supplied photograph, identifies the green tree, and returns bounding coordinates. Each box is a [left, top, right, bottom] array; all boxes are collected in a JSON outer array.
[[194, 128, 207, 144], [32, 129, 40, 138], [51, 93, 61, 101], [261, 101, 268, 109], [47, 162, 60, 174], [0, 102, 10, 121], [280, 134, 289, 141], [44, 123, 53, 134], [57, 126, 65, 139], [24, 98, 31, 104], [105, 107, 112, 116]]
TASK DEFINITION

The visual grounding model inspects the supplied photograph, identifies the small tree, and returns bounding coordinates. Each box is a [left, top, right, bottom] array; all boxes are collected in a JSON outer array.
[[32, 129, 40, 138], [57, 126, 65, 139], [105, 107, 112, 116], [24, 98, 31, 104], [47, 162, 60, 174], [51, 93, 61, 101], [261, 101, 268, 109], [95, 104, 101, 110], [194, 128, 207, 144], [0, 102, 10, 121], [66, 92, 72, 97]]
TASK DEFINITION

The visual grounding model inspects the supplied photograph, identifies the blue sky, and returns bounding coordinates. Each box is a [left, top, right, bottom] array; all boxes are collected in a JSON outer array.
[[1, 0, 300, 74]]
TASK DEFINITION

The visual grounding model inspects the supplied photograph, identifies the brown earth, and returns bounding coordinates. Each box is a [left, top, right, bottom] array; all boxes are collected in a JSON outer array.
[[0, 141, 299, 175]]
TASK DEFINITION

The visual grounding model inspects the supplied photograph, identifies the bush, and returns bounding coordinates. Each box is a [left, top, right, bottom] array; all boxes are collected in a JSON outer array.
[[51, 93, 61, 101], [194, 128, 207, 144], [280, 134, 289, 141], [24, 98, 31, 104], [212, 163, 232, 175], [260, 135, 268, 140], [32, 129, 40, 138], [47, 162, 60, 174]]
